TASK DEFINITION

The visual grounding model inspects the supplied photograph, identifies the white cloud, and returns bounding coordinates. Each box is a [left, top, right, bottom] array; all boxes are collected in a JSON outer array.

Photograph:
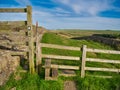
[[32, 9, 120, 30], [53, 0, 115, 16]]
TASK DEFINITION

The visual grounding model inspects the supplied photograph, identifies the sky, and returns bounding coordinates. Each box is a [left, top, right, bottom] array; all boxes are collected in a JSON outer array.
[[0, 0, 120, 30]]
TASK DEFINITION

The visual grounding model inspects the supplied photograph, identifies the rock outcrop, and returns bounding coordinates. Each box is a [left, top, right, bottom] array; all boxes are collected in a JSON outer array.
[[0, 51, 20, 86]]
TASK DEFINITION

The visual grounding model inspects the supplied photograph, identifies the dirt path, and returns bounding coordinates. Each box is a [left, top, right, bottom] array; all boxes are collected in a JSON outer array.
[[64, 81, 77, 90]]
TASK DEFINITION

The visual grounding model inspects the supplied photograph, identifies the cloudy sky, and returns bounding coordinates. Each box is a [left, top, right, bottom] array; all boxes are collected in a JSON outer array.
[[0, 0, 120, 30]]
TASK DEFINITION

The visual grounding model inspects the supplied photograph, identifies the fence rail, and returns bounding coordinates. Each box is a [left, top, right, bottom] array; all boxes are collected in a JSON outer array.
[[0, 8, 26, 12], [86, 58, 120, 64], [42, 54, 80, 61], [85, 67, 120, 72], [41, 43, 80, 51], [43, 64, 79, 70], [87, 48, 120, 54]]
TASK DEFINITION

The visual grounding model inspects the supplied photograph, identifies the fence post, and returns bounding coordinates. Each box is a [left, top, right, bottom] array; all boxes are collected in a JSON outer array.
[[36, 22, 42, 74], [27, 6, 35, 74], [45, 59, 51, 80], [81, 45, 87, 78]]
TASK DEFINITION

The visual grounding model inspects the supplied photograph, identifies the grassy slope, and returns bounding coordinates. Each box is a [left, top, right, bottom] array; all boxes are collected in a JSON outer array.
[[1, 30, 120, 90], [41, 31, 120, 90]]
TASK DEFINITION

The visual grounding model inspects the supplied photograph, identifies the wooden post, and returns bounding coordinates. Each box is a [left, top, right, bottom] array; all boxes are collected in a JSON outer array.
[[81, 45, 87, 78], [36, 22, 42, 74], [45, 59, 51, 80], [27, 6, 35, 74], [52, 65, 58, 79]]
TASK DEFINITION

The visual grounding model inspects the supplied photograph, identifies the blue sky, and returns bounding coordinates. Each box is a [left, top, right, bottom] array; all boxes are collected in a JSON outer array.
[[0, 0, 120, 30]]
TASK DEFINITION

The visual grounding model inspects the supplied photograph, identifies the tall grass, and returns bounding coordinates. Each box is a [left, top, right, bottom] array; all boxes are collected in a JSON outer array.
[[76, 76, 120, 90], [0, 72, 63, 90]]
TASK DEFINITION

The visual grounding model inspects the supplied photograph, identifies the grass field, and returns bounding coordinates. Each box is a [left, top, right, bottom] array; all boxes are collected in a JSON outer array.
[[1, 30, 120, 90]]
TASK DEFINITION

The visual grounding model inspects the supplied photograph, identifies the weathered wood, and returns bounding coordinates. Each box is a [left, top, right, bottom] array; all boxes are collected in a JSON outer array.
[[41, 43, 80, 51], [45, 59, 51, 80], [11, 51, 26, 55], [0, 30, 26, 35], [87, 48, 120, 54], [52, 65, 58, 79], [36, 22, 42, 74], [42, 54, 80, 61], [2, 36, 27, 40], [27, 6, 35, 74], [0, 8, 26, 12], [86, 58, 120, 64], [0, 21, 27, 26], [59, 74, 76, 77], [81, 45, 87, 78], [85, 67, 120, 72], [52, 65, 79, 70], [0, 42, 27, 47], [43, 65, 79, 70], [88, 75, 112, 78]]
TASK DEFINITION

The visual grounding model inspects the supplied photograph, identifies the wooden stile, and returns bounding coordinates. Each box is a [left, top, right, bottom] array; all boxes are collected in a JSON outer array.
[[0, 6, 36, 74], [45, 59, 51, 80], [52, 65, 58, 79]]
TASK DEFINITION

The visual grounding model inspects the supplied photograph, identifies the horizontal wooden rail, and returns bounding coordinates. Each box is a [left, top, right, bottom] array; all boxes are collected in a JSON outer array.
[[0, 8, 26, 13], [87, 75, 112, 78], [87, 48, 120, 54], [42, 54, 80, 61], [0, 31, 26, 36], [11, 51, 26, 55], [86, 58, 120, 64], [0, 21, 27, 26], [43, 64, 79, 70], [59, 74, 76, 77], [0, 41, 27, 45], [85, 67, 120, 72], [41, 43, 80, 51]]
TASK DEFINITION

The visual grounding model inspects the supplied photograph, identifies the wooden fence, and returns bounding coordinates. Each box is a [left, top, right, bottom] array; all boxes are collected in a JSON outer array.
[[81, 45, 120, 78], [40, 43, 120, 79], [0, 6, 35, 74]]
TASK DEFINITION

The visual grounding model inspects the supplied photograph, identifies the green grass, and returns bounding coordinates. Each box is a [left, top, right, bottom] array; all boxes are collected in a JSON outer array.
[[76, 76, 120, 90], [0, 71, 63, 90]]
